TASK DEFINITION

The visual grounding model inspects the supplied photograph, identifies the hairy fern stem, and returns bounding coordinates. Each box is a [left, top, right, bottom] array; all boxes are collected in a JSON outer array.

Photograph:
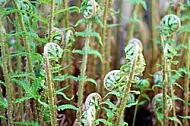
[[183, 34, 190, 126], [0, 20, 13, 126], [77, 21, 92, 126], [100, 0, 109, 96], [115, 43, 139, 126], [44, 56, 57, 126]]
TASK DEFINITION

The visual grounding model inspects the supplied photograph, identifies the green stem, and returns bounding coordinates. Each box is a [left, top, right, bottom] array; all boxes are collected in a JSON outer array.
[[115, 0, 123, 68], [105, 27, 111, 72], [45, 56, 57, 126], [162, 42, 168, 126], [77, 21, 92, 126], [13, 0, 34, 74], [15, 19, 24, 121], [0, 20, 13, 126], [150, 0, 158, 74], [63, 0, 69, 28], [49, 0, 55, 42], [132, 93, 141, 126], [183, 34, 190, 126], [115, 44, 139, 126], [168, 65, 177, 126], [126, 3, 140, 43], [100, 0, 109, 96]]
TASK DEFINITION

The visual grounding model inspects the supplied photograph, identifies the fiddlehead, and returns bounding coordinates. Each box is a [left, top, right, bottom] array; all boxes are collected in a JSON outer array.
[[103, 70, 126, 91], [85, 92, 102, 110], [160, 14, 181, 37], [152, 93, 172, 119], [46, 27, 64, 46], [81, 0, 99, 19], [44, 42, 63, 62]]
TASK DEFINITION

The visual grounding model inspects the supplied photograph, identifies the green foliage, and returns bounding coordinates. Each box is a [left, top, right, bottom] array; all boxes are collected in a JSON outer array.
[[127, 0, 147, 10], [57, 104, 78, 111], [13, 121, 39, 126]]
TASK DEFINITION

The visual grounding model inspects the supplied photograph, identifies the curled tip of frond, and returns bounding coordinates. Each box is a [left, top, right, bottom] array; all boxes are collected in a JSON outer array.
[[124, 38, 146, 75], [65, 29, 75, 47], [85, 92, 102, 110], [128, 38, 143, 51], [104, 70, 126, 91], [152, 93, 172, 113], [19, 0, 35, 13], [44, 42, 63, 60], [153, 70, 163, 85], [126, 93, 136, 105], [83, 0, 99, 19], [46, 27, 64, 45], [160, 14, 181, 37], [87, 106, 96, 126]]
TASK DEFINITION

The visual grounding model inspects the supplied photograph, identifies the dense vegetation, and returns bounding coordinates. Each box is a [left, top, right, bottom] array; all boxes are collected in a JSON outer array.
[[0, 0, 189, 126]]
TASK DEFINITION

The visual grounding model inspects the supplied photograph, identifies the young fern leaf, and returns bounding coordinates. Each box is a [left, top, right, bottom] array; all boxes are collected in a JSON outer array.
[[85, 92, 102, 110], [57, 104, 78, 111], [115, 38, 146, 126], [160, 14, 181, 37], [0, 98, 7, 108], [152, 93, 172, 120]]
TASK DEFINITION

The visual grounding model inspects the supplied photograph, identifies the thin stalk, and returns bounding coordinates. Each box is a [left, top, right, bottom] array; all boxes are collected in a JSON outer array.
[[88, 34, 97, 93], [115, 44, 139, 126], [115, 0, 123, 68], [45, 56, 57, 126], [168, 65, 177, 126], [15, 19, 24, 121], [63, 0, 69, 28], [100, 0, 109, 96], [183, 34, 190, 126], [49, 0, 55, 42], [77, 21, 92, 126], [132, 93, 141, 126], [126, 3, 140, 43], [162, 42, 169, 126], [13, 0, 34, 74], [0, 20, 13, 126], [150, 0, 158, 74], [105, 27, 111, 72], [13, 0, 38, 121]]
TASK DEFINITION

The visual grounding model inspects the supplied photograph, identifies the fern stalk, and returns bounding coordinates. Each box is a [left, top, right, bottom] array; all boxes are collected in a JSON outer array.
[[13, 0, 34, 75], [49, 0, 55, 42], [15, 18, 24, 121], [100, 0, 109, 96], [183, 35, 190, 126], [162, 41, 169, 126], [150, 0, 158, 74], [13, 0, 38, 121], [132, 92, 142, 126], [0, 20, 13, 126], [63, 0, 69, 28], [115, 44, 139, 126], [126, 3, 140, 43], [105, 27, 111, 72], [115, 0, 123, 68], [77, 21, 92, 126], [44, 56, 57, 126]]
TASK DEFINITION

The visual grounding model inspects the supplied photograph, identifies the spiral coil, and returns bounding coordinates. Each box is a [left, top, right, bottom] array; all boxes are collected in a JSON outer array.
[[44, 42, 63, 61], [152, 93, 172, 114], [85, 92, 101, 110], [160, 14, 181, 37], [124, 38, 146, 76], [82, 0, 99, 19], [104, 70, 126, 91]]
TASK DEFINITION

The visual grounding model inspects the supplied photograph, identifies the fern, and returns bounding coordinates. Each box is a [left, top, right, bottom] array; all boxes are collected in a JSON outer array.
[[0, 98, 7, 108], [57, 104, 78, 111], [13, 121, 39, 126]]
